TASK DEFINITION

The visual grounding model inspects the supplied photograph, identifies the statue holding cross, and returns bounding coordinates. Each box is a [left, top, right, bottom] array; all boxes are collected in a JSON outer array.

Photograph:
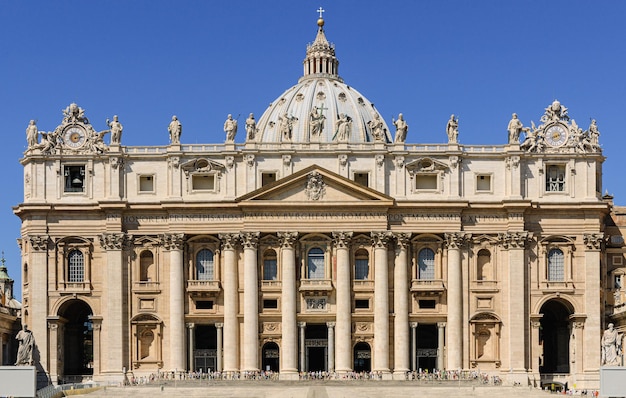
[[310, 104, 327, 138]]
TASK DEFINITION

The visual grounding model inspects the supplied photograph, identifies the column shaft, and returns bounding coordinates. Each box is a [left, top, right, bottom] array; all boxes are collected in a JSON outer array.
[[279, 233, 298, 375], [335, 235, 352, 372], [446, 244, 463, 369], [243, 235, 259, 372], [327, 323, 335, 372], [221, 237, 239, 372], [216, 323, 224, 372], [437, 322, 446, 370], [169, 246, 185, 371], [373, 233, 390, 372], [299, 322, 306, 371], [393, 235, 410, 375]]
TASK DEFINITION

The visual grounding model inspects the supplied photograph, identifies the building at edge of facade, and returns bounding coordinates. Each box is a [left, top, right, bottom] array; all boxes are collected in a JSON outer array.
[[0, 255, 21, 366], [14, 15, 622, 390]]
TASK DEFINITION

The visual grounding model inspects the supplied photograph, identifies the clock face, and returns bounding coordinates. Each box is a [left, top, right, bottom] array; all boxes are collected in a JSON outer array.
[[63, 126, 86, 148], [545, 124, 568, 147]]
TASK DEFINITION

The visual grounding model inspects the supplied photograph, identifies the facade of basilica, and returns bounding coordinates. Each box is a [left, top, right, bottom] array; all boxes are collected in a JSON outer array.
[[14, 15, 625, 390]]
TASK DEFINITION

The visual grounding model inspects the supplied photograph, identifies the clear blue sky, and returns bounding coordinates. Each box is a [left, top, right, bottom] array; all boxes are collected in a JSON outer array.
[[1, 1, 625, 299]]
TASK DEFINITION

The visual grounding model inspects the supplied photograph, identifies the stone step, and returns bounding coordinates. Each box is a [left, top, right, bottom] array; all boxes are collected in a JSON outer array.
[[67, 384, 557, 398]]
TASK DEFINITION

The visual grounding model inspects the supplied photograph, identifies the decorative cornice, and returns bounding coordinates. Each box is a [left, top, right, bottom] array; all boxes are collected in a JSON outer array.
[[160, 233, 185, 250], [29, 235, 49, 251], [332, 231, 353, 249], [240, 232, 260, 249], [218, 233, 239, 250], [583, 233, 604, 251], [277, 232, 299, 249], [371, 231, 393, 248], [99, 233, 126, 250]]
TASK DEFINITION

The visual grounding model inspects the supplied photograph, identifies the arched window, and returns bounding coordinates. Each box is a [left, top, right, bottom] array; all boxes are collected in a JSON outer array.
[[68, 250, 85, 282], [196, 249, 214, 280], [139, 250, 154, 282], [418, 248, 435, 280], [263, 249, 278, 280], [354, 249, 369, 280], [477, 249, 491, 280], [307, 248, 325, 279], [547, 248, 564, 281]]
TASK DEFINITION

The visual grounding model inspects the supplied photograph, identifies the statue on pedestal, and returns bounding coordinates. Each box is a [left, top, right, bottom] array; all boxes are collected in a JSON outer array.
[[601, 323, 623, 366], [15, 325, 34, 366]]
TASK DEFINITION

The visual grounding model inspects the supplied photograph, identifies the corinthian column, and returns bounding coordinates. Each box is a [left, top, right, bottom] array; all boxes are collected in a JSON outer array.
[[219, 233, 239, 372], [583, 233, 604, 371], [372, 231, 393, 374], [99, 232, 127, 375], [241, 232, 260, 372], [501, 231, 530, 375], [393, 233, 410, 377], [332, 231, 353, 373], [161, 233, 186, 371], [278, 232, 298, 378], [28, 235, 49, 374], [445, 232, 466, 370]]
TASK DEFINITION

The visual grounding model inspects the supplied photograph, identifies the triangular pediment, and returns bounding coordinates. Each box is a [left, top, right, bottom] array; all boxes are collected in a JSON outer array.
[[236, 165, 394, 205]]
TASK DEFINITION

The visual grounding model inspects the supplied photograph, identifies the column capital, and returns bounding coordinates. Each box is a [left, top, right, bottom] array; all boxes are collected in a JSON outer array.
[[437, 322, 447, 328], [240, 231, 260, 249], [215, 322, 224, 329], [410, 322, 418, 329], [583, 233, 605, 251], [186, 323, 195, 329], [326, 322, 336, 328], [498, 231, 532, 249], [444, 232, 469, 249], [29, 235, 49, 251], [99, 232, 126, 250], [277, 232, 299, 248], [160, 233, 185, 250], [394, 232, 411, 249], [371, 231, 393, 248], [332, 231, 353, 248], [218, 233, 239, 250], [297, 322, 307, 328]]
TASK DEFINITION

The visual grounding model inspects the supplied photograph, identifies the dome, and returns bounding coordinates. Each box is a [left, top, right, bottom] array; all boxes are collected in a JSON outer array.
[[255, 17, 392, 144]]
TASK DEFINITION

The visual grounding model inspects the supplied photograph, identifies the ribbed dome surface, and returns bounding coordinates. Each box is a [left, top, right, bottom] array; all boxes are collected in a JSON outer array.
[[256, 18, 391, 143]]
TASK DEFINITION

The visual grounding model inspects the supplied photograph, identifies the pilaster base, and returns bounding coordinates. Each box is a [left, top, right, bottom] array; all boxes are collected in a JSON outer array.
[[279, 371, 300, 381], [392, 370, 409, 380]]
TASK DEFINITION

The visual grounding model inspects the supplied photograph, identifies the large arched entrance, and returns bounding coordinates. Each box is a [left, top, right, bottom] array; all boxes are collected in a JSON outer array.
[[262, 342, 280, 372], [58, 299, 93, 377], [353, 342, 371, 372], [539, 300, 572, 374]]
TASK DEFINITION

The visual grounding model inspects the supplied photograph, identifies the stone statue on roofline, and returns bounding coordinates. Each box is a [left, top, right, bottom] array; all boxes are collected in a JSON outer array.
[[392, 113, 408, 143], [245, 113, 257, 141], [224, 114, 238, 142], [507, 113, 526, 144], [168, 115, 182, 144], [446, 114, 458, 143], [107, 115, 123, 144]]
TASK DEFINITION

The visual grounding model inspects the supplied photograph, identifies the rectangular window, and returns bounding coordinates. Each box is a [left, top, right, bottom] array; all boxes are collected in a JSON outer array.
[[263, 259, 277, 280], [192, 174, 215, 191], [546, 165, 566, 192], [262, 172, 277, 186], [415, 174, 437, 190], [354, 173, 369, 187], [195, 300, 214, 310], [139, 175, 155, 192], [355, 299, 369, 309], [476, 174, 492, 192], [263, 299, 278, 309], [418, 299, 436, 309], [64, 165, 85, 193]]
